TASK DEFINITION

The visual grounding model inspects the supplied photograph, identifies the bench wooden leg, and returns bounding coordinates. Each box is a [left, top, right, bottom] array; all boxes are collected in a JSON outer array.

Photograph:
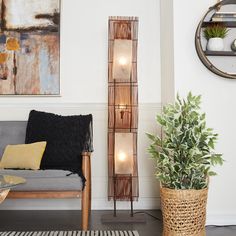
[[82, 152, 91, 230], [82, 189, 90, 230], [89, 156, 92, 216]]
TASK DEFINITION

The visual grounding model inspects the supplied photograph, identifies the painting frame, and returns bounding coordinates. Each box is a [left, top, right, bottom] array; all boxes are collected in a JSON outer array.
[[0, 0, 62, 97]]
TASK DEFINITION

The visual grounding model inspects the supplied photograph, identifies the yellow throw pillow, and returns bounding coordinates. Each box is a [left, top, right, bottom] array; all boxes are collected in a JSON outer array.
[[0, 142, 47, 170]]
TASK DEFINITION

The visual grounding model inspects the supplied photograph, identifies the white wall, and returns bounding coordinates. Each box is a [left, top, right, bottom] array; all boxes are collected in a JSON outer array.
[[0, 0, 161, 210], [173, 0, 236, 225], [160, 0, 174, 105]]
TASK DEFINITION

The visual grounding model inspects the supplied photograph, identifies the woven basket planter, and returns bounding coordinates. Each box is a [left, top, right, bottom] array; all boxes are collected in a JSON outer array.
[[160, 186, 208, 236]]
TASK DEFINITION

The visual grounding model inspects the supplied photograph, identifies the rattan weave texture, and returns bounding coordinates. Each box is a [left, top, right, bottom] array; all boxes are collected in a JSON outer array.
[[160, 187, 208, 236]]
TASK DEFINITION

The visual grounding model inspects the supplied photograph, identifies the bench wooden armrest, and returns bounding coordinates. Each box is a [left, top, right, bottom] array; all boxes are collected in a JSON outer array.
[[82, 151, 92, 230]]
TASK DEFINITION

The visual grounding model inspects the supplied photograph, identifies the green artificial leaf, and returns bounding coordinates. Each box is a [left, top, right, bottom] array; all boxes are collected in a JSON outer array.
[[146, 133, 155, 140], [211, 154, 224, 166], [208, 171, 217, 176]]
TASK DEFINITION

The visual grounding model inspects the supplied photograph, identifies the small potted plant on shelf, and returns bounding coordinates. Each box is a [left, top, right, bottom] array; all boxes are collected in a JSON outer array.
[[147, 92, 223, 236], [204, 23, 229, 51]]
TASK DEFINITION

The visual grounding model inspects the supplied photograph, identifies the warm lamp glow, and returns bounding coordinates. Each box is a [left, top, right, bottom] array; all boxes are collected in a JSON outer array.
[[118, 57, 128, 66], [118, 104, 128, 120], [118, 151, 126, 162], [112, 39, 132, 80], [118, 104, 127, 110], [115, 133, 133, 174]]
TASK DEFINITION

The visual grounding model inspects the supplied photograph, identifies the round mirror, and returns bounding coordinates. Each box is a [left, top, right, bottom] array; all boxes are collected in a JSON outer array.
[[195, 0, 236, 79]]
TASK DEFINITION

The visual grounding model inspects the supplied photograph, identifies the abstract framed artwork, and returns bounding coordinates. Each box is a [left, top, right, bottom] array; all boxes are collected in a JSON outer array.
[[0, 0, 60, 95]]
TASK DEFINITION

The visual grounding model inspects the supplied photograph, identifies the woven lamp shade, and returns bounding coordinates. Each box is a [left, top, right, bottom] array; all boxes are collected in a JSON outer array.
[[108, 16, 139, 201]]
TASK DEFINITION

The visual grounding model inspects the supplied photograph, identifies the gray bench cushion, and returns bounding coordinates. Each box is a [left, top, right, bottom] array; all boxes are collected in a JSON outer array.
[[0, 169, 83, 191]]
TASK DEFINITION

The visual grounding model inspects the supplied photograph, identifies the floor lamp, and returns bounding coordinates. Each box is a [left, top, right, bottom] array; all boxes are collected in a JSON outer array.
[[102, 16, 145, 223]]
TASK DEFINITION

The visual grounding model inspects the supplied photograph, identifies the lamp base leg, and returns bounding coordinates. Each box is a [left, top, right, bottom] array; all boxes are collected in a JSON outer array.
[[101, 212, 146, 224]]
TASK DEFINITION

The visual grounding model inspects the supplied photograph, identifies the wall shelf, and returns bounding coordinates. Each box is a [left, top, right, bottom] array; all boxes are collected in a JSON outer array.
[[202, 21, 236, 28], [204, 51, 236, 56], [195, 1, 236, 79]]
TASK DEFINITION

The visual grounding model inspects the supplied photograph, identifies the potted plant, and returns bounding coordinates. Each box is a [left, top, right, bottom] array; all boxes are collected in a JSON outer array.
[[147, 92, 223, 235], [203, 23, 229, 51]]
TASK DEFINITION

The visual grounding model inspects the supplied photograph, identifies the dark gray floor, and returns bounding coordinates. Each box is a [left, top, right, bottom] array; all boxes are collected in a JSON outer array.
[[0, 210, 235, 236]]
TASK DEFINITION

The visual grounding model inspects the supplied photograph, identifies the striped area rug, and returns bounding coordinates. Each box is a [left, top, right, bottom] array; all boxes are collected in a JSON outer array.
[[0, 232, 139, 236]]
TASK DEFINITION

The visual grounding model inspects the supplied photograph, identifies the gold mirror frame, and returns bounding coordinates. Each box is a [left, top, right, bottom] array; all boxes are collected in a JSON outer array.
[[195, 0, 236, 79]]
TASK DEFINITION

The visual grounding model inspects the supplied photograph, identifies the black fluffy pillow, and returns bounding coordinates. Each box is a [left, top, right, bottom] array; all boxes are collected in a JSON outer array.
[[25, 110, 93, 184]]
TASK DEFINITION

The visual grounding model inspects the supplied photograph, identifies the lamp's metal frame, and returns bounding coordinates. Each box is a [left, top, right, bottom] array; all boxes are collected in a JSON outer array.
[[107, 16, 139, 202], [113, 174, 133, 217], [102, 16, 146, 224]]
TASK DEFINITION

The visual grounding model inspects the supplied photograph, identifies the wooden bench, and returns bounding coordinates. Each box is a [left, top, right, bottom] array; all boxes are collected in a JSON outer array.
[[7, 152, 92, 230], [0, 120, 93, 230]]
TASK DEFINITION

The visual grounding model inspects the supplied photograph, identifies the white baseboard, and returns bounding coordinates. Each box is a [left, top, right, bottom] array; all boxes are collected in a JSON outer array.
[[206, 214, 236, 226]]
